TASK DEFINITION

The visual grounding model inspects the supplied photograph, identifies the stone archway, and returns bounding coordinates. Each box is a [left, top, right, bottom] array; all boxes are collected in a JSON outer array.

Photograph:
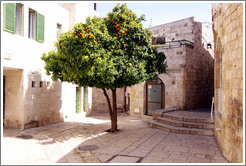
[[145, 78, 165, 116]]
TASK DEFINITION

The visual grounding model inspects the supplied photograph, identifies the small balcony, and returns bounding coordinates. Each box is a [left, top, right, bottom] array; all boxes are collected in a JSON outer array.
[[152, 39, 194, 49]]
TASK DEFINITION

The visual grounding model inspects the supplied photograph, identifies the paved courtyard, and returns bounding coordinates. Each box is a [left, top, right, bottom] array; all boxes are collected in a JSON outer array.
[[2, 113, 228, 164]]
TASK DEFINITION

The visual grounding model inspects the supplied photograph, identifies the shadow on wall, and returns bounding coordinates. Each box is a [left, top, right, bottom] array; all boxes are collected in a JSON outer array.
[[91, 88, 125, 114], [195, 45, 214, 108], [24, 71, 63, 129], [184, 22, 215, 109]]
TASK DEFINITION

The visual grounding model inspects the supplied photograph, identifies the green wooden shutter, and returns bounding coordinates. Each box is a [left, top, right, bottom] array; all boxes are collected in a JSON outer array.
[[36, 12, 44, 42], [3, 3, 16, 33]]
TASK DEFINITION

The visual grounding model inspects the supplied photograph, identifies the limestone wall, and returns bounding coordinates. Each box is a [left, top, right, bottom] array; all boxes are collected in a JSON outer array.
[[157, 47, 186, 109], [212, 3, 243, 163], [3, 70, 24, 129], [150, 17, 195, 42], [92, 88, 125, 113], [184, 22, 214, 109], [129, 83, 145, 116], [23, 70, 64, 127], [129, 17, 214, 116]]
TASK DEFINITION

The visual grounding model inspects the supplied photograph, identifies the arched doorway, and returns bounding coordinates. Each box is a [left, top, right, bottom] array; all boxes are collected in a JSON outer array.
[[145, 78, 165, 116]]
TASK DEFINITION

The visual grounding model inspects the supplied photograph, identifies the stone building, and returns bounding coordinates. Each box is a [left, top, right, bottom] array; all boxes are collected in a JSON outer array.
[[92, 88, 126, 113], [212, 3, 243, 163], [129, 17, 214, 116], [2, 2, 97, 129]]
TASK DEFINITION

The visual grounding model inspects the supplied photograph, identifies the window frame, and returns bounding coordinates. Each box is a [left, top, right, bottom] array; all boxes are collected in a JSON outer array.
[[15, 3, 24, 35], [28, 8, 45, 42], [57, 23, 62, 39], [28, 8, 36, 39]]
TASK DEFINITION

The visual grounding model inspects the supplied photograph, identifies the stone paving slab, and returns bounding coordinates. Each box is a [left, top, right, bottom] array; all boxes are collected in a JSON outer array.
[[108, 155, 141, 163], [2, 113, 229, 164]]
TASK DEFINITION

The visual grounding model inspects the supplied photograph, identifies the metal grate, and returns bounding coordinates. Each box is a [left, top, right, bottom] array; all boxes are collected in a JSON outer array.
[[78, 145, 99, 151], [16, 134, 33, 139]]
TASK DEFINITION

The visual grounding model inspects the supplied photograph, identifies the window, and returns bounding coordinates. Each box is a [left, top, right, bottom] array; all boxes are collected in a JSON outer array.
[[57, 24, 62, 38], [40, 81, 43, 87], [32, 81, 36, 88], [15, 4, 23, 35], [46, 81, 50, 87], [156, 36, 166, 45], [3, 3, 23, 35], [207, 43, 212, 49], [28, 9, 36, 39], [28, 8, 45, 42]]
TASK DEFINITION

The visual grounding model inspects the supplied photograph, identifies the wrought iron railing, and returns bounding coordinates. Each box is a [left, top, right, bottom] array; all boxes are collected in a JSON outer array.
[[152, 40, 194, 49]]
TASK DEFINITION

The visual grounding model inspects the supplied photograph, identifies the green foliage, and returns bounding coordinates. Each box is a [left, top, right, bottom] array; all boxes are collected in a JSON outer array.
[[41, 3, 167, 89]]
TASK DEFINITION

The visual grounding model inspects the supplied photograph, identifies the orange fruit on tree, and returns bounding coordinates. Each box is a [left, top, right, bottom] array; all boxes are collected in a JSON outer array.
[[75, 36, 78, 38], [60, 43, 62, 46]]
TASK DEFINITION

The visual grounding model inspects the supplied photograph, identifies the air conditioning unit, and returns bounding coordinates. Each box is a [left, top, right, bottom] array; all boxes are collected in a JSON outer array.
[[4, 52, 13, 60]]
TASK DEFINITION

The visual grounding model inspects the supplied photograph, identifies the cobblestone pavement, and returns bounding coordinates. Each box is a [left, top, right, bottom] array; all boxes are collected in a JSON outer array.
[[2, 113, 229, 164]]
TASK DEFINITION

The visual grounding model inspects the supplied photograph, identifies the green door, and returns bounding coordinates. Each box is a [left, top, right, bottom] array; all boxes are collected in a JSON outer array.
[[76, 87, 81, 113]]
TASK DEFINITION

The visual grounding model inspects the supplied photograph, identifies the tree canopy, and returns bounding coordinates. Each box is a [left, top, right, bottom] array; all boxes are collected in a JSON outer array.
[[41, 3, 167, 89]]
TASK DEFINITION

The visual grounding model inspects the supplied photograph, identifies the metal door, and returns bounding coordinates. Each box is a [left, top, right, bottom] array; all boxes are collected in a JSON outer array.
[[146, 78, 164, 116]]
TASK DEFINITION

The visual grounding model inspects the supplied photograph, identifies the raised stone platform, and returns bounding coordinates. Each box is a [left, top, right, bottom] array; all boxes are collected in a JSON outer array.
[[148, 108, 214, 136]]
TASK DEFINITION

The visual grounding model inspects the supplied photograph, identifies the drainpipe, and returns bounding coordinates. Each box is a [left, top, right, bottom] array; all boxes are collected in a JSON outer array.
[[94, 3, 97, 11]]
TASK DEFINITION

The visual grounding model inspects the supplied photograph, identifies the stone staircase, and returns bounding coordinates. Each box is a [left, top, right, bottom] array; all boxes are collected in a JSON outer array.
[[147, 108, 214, 136]]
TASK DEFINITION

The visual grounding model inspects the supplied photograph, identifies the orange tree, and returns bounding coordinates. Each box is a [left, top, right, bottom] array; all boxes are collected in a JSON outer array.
[[41, 4, 167, 132]]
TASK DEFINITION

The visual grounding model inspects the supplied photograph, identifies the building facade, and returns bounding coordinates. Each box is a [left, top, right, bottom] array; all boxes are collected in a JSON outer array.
[[129, 17, 214, 116], [2, 2, 97, 129], [212, 3, 243, 163]]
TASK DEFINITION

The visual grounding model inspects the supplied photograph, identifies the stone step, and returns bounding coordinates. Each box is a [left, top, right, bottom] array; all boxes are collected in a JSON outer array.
[[162, 113, 213, 123], [147, 120, 214, 136], [157, 117, 214, 129]]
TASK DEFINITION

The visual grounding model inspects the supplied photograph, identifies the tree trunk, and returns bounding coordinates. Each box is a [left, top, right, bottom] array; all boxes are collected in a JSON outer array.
[[102, 88, 118, 132], [111, 88, 118, 132]]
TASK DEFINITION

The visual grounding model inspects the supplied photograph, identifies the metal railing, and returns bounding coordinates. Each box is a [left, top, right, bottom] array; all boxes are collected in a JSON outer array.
[[152, 40, 194, 49]]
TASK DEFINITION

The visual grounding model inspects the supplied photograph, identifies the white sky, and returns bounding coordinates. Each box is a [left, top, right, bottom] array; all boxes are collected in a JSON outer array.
[[91, 2, 212, 28]]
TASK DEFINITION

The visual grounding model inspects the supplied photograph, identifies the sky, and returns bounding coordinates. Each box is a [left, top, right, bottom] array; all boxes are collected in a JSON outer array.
[[89, 2, 212, 28]]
